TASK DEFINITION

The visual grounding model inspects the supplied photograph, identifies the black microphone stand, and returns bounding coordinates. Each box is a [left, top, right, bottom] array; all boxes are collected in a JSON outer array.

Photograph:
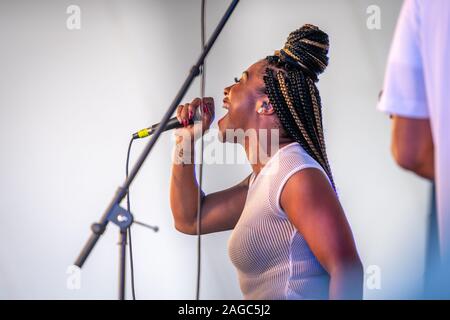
[[74, 0, 240, 300]]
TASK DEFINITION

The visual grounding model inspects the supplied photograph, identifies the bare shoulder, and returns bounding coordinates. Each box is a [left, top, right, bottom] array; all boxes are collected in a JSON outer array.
[[280, 167, 340, 220], [283, 168, 335, 200]]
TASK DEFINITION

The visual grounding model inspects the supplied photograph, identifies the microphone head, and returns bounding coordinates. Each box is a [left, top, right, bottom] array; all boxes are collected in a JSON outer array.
[[132, 103, 206, 140]]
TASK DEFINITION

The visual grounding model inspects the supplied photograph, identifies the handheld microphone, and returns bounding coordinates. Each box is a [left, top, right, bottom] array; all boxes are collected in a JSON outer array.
[[132, 108, 203, 139]]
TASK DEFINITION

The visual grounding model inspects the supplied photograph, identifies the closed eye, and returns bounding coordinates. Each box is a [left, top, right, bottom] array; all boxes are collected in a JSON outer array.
[[234, 71, 248, 84]]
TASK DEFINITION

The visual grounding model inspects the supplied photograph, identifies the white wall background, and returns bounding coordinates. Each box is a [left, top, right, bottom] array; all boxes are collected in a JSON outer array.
[[0, 0, 432, 299]]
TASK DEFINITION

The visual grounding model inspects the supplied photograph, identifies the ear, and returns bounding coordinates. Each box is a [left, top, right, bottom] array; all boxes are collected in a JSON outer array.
[[256, 100, 275, 115]]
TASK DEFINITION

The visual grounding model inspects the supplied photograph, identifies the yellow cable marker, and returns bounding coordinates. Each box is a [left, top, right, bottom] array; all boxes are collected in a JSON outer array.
[[137, 129, 150, 138]]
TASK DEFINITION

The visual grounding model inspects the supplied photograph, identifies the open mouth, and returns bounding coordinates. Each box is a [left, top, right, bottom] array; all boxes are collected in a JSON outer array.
[[219, 98, 231, 127], [222, 98, 230, 110]]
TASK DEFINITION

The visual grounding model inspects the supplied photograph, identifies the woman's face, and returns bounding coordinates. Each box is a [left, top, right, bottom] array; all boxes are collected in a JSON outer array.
[[218, 59, 268, 143]]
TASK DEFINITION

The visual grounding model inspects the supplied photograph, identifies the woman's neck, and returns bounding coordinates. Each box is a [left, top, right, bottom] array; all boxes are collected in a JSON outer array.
[[243, 134, 295, 174]]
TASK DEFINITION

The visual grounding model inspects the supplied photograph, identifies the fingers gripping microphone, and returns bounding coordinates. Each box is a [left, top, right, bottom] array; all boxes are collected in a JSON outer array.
[[132, 107, 203, 139]]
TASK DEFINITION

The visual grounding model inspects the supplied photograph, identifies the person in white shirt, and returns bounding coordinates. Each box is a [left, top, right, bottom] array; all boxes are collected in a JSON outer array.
[[378, 0, 450, 296]]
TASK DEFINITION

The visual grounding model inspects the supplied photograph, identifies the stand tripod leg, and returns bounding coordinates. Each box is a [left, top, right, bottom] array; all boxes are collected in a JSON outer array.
[[119, 228, 127, 300]]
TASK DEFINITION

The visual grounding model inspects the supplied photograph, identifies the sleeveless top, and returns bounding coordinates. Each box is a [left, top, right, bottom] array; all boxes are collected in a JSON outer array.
[[228, 142, 331, 300]]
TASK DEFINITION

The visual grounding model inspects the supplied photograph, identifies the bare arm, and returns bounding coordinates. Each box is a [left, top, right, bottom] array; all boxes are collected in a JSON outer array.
[[169, 97, 249, 235], [170, 153, 250, 235], [280, 168, 363, 300], [391, 115, 434, 180]]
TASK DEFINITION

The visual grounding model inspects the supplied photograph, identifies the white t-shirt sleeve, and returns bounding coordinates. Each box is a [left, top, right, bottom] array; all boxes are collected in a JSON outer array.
[[378, 0, 429, 119]]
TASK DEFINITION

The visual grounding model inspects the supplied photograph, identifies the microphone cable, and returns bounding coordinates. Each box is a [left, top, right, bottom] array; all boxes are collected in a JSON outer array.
[[195, 0, 207, 300], [126, 137, 137, 300]]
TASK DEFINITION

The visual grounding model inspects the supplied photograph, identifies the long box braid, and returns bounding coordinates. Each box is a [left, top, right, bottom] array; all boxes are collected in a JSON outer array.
[[263, 24, 336, 191]]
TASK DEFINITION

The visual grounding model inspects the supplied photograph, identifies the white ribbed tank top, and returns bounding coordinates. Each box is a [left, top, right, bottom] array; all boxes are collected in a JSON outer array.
[[228, 142, 331, 300]]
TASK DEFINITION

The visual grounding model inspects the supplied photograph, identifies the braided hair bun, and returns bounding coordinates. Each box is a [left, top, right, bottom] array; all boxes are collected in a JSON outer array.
[[269, 24, 329, 82]]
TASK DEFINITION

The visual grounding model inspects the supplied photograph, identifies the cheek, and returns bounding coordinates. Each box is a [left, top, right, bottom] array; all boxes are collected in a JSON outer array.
[[231, 86, 256, 113]]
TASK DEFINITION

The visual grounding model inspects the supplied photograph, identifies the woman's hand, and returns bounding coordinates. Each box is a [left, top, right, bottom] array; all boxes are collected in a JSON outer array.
[[175, 97, 215, 143]]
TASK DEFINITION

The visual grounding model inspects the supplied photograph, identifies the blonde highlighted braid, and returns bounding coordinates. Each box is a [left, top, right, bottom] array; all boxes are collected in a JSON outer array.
[[263, 24, 336, 190]]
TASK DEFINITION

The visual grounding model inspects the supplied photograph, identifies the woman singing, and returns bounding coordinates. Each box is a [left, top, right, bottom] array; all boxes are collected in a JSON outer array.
[[169, 25, 363, 300]]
